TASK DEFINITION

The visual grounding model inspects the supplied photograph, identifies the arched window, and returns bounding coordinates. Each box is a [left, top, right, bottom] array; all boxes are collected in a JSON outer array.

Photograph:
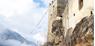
[[79, 0, 83, 10]]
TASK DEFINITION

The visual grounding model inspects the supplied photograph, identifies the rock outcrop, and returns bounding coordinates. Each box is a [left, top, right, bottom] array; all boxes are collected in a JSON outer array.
[[44, 14, 94, 46], [65, 15, 94, 46]]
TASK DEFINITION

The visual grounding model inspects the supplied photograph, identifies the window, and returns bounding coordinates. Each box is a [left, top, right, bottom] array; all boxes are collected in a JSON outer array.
[[79, 0, 83, 10], [90, 11, 93, 16], [74, 13, 75, 16]]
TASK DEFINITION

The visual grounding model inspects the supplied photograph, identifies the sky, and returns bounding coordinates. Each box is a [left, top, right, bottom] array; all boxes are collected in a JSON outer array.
[[0, 0, 51, 45]]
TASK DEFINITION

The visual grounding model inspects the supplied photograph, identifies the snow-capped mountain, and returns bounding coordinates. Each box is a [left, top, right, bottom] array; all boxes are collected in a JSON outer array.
[[0, 29, 38, 46], [0, 29, 39, 46], [0, 19, 37, 46], [0, 15, 47, 46]]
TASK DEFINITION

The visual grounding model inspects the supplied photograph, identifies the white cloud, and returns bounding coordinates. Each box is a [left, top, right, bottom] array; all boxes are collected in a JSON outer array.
[[15, 0, 39, 14], [6, 7, 47, 34], [0, 0, 47, 34], [0, 0, 38, 18], [32, 32, 47, 45], [0, 0, 48, 45]]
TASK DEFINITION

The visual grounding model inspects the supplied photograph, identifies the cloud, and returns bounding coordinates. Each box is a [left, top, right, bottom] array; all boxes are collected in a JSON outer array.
[[0, 0, 48, 45], [32, 32, 47, 45], [6, 7, 47, 34], [0, 0, 47, 33], [0, 0, 38, 18]]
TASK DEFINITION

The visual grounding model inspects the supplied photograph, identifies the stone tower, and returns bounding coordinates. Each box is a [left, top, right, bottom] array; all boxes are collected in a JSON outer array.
[[48, 0, 68, 45], [46, 0, 94, 46]]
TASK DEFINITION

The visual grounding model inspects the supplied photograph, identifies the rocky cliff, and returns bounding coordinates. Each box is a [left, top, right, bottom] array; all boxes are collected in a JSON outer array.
[[44, 14, 94, 46]]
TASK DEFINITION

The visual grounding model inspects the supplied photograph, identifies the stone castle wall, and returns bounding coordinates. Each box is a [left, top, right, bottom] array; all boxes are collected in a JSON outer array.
[[44, 0, 94, 46]]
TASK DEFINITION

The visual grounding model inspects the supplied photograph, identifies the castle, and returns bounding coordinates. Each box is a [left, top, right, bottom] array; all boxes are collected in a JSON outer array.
[[45, 0, 94, 46]]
